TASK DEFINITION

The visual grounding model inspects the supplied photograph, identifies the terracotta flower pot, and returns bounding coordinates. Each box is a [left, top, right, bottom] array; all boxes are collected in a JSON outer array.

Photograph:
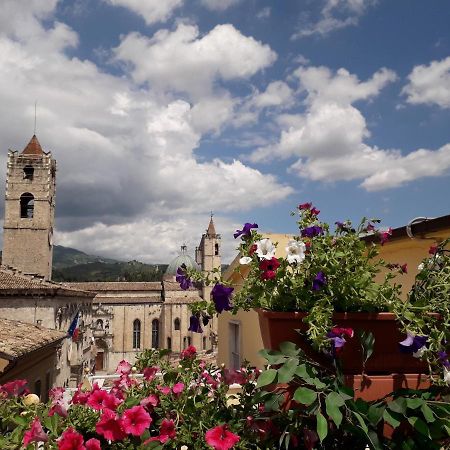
[[256, 309, 428, 375]]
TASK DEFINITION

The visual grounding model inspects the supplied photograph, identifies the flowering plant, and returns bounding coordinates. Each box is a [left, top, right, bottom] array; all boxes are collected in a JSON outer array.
[[183, 204, 450, 382]]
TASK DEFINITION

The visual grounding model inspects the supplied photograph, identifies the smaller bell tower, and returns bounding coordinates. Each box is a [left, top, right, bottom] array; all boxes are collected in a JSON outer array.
[[196, 215, 221, 301], [2, 135, 56, 279]]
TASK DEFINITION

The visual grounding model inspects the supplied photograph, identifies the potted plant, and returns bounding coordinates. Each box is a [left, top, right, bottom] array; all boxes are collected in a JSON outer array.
[[181, 204, 450, 393]]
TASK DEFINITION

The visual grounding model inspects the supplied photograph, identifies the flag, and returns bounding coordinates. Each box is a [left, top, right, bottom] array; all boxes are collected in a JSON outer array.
[[68, 312, 80, 341]]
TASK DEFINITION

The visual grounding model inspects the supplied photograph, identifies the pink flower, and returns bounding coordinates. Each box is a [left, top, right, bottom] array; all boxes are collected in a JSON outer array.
[[87, 390, 121, 411], [310, 207, 320, 216], [85, 439, 101, 450], [96, 409, 126, 441], [0, 379, 28, 397], [202, 371, 219, 389], [140, 394, 159, 410], [400, 263, 408, 274], [205, 424, 240, 450], [429, 245, 438, 255], [330, 327, 354, 338], [180, 345, 197, 359], [379, 227, 392, 246], [223, 369, 246, 385], [172, 382, 185, 395], [298, 202, 312, 210], [122, 405, 152, 436], [143, 366, 158, 381], [159, 419, 176, 443], [116, 360, 132, 375], [23, 417, 48, 446], [157, 385, 171, 395], [71, 384, 90, 405], [57, 427, 85, 450], [49, 402, 68, 418]]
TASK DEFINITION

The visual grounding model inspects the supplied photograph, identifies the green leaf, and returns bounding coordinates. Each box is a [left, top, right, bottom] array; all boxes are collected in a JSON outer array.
[[12, 416, 28, 427], [407, 416, 430, 437], [383, 409, 401, 428], [279, 341, 300, 356], [352, 410, 368, 433], [406, 397, 424, 410], [368, 405, 384, 426], [316, 411, 328, 442], [326, 391, 345, 407], [256, 368, 277, 388], [277, 357, 298, 384], [420, 404, 435, 423], [293, 387, 317, 406], [325, 400, 343, 428], [388, 397, 407, 414], [259, 349, 286, 365]]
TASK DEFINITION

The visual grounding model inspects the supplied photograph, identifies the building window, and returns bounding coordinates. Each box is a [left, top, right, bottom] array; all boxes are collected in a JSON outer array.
[[203, 336, 207, 350], [133, 319, 141, 349], [152, 319, 159, 348], [174, 318, 180, 330], [229, 322, 241, 370], [167, 337, 172, 350], [96, 319, 103, 330], [187, 336, 191, 346], [45, 372, 51, 403], [34, 379, 42, 398], [23, 165, 34, 180], [20, 192, 34, 218], [183, 337, 186, 349], [215, 243, 219, 256]]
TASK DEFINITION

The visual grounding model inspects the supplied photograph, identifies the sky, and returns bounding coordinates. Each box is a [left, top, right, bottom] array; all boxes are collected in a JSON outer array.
[[0, 0, 449, 264]]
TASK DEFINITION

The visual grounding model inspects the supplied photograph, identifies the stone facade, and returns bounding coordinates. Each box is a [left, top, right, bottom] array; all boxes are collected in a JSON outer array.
[[2, 135, 56, 280]]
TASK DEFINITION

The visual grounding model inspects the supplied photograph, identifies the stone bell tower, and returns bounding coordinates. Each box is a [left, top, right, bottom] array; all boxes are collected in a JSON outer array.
[[195, 216, 221, 301], [2, 135, 56, 279]]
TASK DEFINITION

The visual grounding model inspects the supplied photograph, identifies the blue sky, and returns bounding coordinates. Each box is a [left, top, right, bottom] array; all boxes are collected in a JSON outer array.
[[0, 0, 449, 263]]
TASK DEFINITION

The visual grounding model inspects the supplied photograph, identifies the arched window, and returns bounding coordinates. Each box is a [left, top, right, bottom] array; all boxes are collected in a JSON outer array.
[[174, 318, 180, 331], [203, 336, 207, 350], [152, 319, 159, 348], [133, 319, 141, 349], [215, 243, 219, 256], [96, 319, 103, 330], [167, 337, 172, 350], [187, 336, 191, 346], [20, 193, 34, 218], [23, 165, 34, 180]]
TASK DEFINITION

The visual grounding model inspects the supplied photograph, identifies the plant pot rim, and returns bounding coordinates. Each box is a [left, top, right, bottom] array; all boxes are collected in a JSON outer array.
[[255, 308, 400, 321]]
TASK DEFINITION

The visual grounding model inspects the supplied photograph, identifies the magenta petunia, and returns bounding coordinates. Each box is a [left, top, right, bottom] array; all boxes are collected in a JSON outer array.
[[172, 382, 185, 395], [96, 409, 126, 442], [122, 405, 152, 436], [143, 366, 158, 381], [159, 418, 176, 443], [23, 417, 48, 447], [205, 424, 240, 450], [87, 389, 121, 411], [85, 438, 101, 450], [116, 360, 132, 375], [0, 379, 28, 397], [57, 427, 85, 450]]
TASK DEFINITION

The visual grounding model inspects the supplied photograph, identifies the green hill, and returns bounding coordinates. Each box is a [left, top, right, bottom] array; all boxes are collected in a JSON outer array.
[[52, 246, 167, 282]]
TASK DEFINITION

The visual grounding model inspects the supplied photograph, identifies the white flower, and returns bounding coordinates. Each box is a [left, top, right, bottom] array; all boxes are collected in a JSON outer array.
[[413, 346, 426, 358], [417, 263, 424, 271], [444, 368, 450, 385], [255, 238, 276, 260], [285, 240, 306, 264], [239, 256, 252, 265], [181, 446, 189, 450]]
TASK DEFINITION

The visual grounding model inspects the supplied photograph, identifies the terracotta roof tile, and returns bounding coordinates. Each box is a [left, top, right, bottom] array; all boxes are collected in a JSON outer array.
[[21, 134, 44, 156], [0, 267, 93, 297], [67, 282, 162, 292], [207, 217, 216, 236], [0, 318, 66, 360]]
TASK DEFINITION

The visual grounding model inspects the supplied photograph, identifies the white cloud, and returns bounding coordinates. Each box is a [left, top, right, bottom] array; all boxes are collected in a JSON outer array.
[[247, 65, 450, 191], [402, 57, 450, 109], [106, 0, 183, 25], [0, 3, 292, 262], [200, 0, 240, 11], [292, 0, 377, 39], [256, 7, 271, 20], [114, 23, 277, 98], [251, 81, 294, 109]]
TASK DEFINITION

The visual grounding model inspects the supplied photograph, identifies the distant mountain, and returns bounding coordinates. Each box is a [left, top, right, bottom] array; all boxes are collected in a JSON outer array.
[[52, 245, 167, 282], [53, 245, 120, 269]]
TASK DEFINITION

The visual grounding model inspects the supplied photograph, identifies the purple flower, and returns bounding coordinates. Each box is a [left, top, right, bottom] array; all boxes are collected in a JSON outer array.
[[399, 333, 428, 354], [188, 315, 203, 333], [438, 351, 450, 368], [301, 225, 323, 238], [176, 266, 192, 290], [312, 271, 326, 291], [211, 283, 234, 313], [234, 223, 258, 239], [326, 328, 352, 357]]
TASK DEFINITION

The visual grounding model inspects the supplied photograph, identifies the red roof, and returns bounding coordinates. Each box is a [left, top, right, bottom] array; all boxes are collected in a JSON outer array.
[[21, 135, 44, 156]]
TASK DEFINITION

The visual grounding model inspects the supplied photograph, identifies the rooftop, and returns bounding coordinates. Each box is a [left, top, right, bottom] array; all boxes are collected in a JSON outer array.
[[0, 317, 66, 360], [21, 134, 45, 156], [66, 281, 162, 292]]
